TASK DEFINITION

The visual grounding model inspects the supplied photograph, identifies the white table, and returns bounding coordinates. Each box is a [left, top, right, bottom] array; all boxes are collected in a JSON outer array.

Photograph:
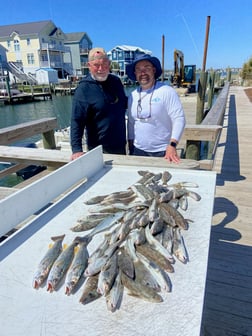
[[0, 147, 216, 336]]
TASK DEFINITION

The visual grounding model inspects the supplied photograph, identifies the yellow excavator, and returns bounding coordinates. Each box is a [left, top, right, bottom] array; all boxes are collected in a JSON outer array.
[[172, 49, 196, 92]]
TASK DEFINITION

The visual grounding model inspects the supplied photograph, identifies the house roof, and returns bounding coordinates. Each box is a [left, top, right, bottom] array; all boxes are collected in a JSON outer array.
[[36, 68, 57, 72], [109, 45, 152, 54], [65, 32, 91, 43], [0, 20, 64, 39]]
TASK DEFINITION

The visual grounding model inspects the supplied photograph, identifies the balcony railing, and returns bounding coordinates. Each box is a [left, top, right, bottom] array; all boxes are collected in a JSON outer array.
[[79, 48, 89, 54], [41, 43, 71, 53]]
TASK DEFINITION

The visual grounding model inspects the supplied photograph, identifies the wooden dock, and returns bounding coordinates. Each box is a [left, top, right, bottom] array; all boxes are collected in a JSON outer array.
[[201, 86, 252, 335], [0, 85, 251, 334], [0, 91, 52, 104]]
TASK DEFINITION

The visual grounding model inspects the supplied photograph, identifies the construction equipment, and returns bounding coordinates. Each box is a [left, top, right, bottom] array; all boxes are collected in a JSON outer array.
[[172, 49, 196, 93]]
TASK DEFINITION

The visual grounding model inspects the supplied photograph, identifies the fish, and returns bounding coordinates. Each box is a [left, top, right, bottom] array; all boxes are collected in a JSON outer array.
[[79, 274, 102, 305], [87, 211, 125, 239], [130, 184, 155, 202], [145, 224, 175, 264], [159, 189, 174, 203], [70, 218, 104, 232], [106, 269, 124, 312], [87, 232, 112, 266], [97, 250, 118, 296], [121, 272, 163, 303], [101, 193, 136, 206], [172, 228, 188, 263], [187, 190, 201, 201], [32, 234, 65, 289], [102, 189, 135, 202], [47, 238, 78, 292], [117, 247, 135, 279], [84, 194, 110, 205], [150, 216, 164, 235], [135, 242, 174, 273], [136, 252, 172, 292], [88, 202, 148, 214], [159, 202, 188, 230], [169, 181, 199, 189], [135, 171, 155, 185], [130, 227, 146, 245], [148, 198, 159, 222], [125, 236, 160, 291], [179, 195, 188, 211], [130, 208, 148, 229], [85, 240, 121, 277], [161, 225, 174, 255], [65, 236, 90, 295], [168, 198, 180, 209], [162, 171, 172, 185]]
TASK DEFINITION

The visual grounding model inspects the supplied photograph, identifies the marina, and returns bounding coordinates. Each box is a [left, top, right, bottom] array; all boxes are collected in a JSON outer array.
[[0, 84, 251, 335]]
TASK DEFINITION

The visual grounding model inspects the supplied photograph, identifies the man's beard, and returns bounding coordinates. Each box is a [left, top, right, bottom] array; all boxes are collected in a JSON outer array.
[[94, 73, 109, 81]]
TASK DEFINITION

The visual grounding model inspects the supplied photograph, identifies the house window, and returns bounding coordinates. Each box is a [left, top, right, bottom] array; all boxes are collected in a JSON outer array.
[[27, 38, 31, 46], [7, 40, 11, 48], [14, 39, 20, 51], [27, 53, 35, 64]]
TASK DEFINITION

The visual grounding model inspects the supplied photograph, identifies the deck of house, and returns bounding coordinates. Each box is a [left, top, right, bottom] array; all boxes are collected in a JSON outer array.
[[200, 86, 252, 335]]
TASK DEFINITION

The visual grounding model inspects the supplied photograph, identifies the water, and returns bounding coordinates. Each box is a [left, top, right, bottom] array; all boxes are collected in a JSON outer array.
[[0, 95, 73, 144], [0, 87, 136, 187], [0, 87, 136, 136]]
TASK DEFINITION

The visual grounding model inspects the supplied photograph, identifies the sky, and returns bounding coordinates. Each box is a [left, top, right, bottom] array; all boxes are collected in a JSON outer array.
[[1, 0, 251, 70]]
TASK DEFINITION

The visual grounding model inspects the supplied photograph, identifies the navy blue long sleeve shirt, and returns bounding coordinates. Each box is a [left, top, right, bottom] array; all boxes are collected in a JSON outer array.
[[70, 74, 127, 155]]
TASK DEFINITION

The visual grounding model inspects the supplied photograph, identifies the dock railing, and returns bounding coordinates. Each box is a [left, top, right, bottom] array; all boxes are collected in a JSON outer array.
[[0, 117, 64, 179], [183, 82, 230, 170]]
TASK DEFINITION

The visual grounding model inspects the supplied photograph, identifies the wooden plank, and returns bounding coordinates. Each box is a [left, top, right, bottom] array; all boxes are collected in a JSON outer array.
[[202, 82, 229, 126], [0, 146, 200, 170], [103, 153, 200, 169], [0, 163, 28, 178], [0, 145, 69, 167], [201, 86, 252, 335], [182, 124, 222, 141], [0, 117, 57, 145]]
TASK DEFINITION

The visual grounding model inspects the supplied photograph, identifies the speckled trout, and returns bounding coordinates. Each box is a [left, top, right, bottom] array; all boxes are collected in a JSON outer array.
[[32, 234, 65, 289]]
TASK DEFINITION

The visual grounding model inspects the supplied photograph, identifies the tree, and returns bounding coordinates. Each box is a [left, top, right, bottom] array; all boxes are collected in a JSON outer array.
[[241, 57, 252, 80]]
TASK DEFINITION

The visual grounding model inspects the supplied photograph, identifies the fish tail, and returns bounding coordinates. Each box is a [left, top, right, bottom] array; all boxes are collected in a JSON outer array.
[[51, 234, 65, 242]]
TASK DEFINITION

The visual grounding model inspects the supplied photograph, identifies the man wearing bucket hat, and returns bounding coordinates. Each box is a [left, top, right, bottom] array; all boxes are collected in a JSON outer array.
[[70, 47, 127, 160], [126, 54, 185, 163]]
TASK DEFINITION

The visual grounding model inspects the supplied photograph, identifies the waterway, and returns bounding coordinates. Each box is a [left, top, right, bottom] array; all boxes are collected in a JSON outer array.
[[0, 86, 136, 187]]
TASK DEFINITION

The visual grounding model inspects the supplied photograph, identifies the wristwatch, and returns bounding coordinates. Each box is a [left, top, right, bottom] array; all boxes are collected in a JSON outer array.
[[170, 141, 177, 148]]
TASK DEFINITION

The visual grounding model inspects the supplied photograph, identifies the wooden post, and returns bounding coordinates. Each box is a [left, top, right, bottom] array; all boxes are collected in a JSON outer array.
[[227, 67, 231, 82], [207, 70, 215, 109], [42, 129, 57, 171], [6, 73, 12, 103], [161, 35, 165, 82], [42, 130, 56, 150], [186, 16, 211, 160]]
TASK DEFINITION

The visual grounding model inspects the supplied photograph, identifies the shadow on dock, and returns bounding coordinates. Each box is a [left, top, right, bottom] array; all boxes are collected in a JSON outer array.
[[201, 92, 252, 335]]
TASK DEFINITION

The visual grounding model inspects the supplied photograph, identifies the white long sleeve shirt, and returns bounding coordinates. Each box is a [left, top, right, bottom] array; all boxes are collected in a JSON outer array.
[[127, 81, 186, 152]]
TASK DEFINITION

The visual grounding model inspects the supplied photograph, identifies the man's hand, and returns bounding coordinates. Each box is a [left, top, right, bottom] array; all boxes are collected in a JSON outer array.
[[70, 152, 85, 161], [164, 145, 180, 163]]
